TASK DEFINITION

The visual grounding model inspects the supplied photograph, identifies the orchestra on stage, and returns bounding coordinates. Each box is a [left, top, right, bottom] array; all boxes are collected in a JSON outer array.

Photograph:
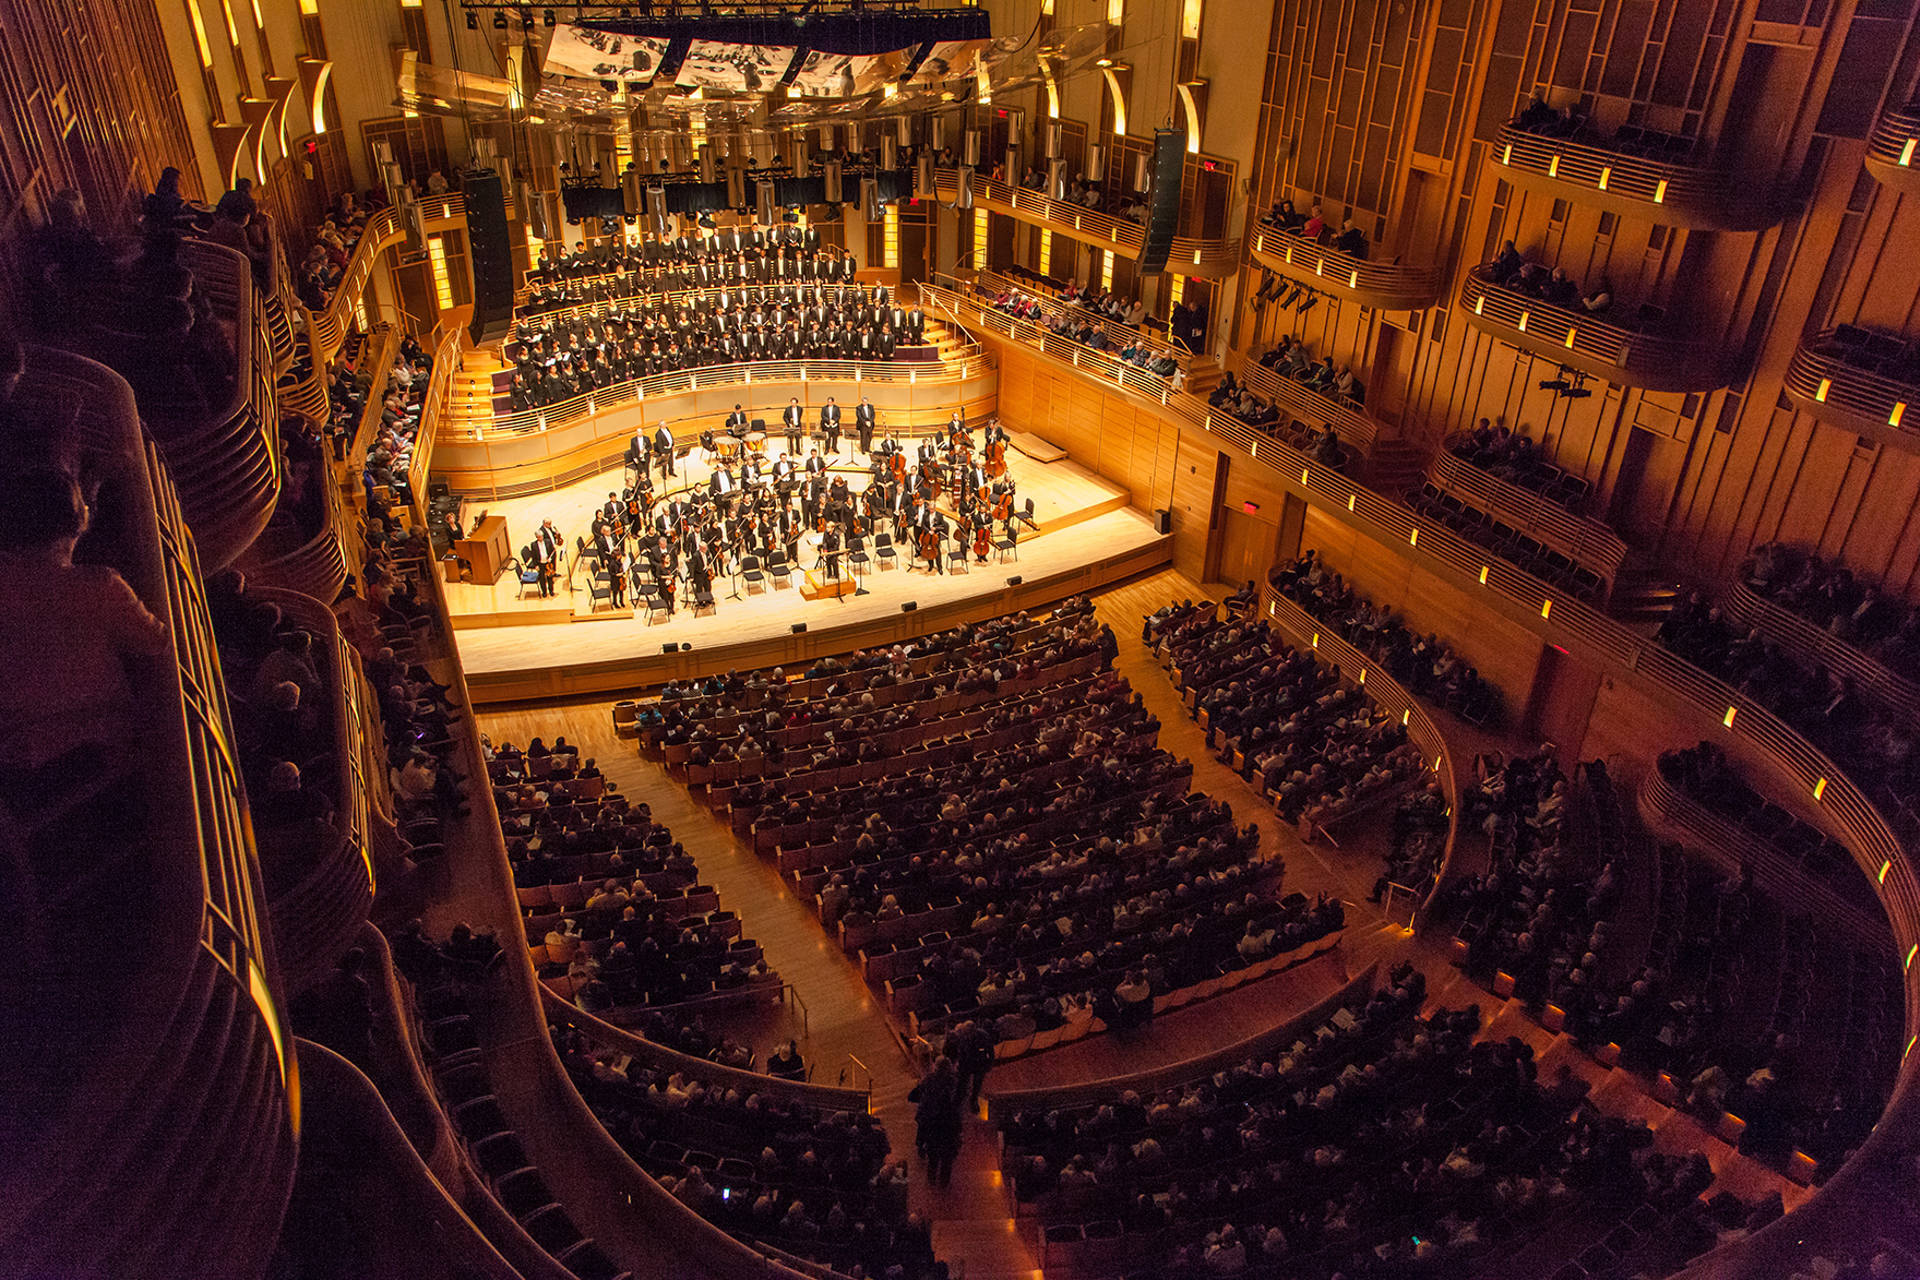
[[518, 403, 1037, 616]]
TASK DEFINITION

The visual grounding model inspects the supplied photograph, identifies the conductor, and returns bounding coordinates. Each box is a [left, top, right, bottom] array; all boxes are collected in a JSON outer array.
[[782, 397, 804, 453]]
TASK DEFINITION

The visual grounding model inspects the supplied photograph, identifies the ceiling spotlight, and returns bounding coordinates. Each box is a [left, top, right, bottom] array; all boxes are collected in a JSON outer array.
[[466, 9, 478, 26], [493, 8, 509, 28], [543, 7, 556, 24], [521, 8, 534, 29]]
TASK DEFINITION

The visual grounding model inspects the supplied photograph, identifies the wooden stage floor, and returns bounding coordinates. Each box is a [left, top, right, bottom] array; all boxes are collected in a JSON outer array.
[[449, 441, 1169, 701]]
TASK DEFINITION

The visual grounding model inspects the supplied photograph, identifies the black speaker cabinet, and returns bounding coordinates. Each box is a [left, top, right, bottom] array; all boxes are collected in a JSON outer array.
[[465, 170, 515, 346], [1136, 128, 1188, 275], [1155, 508, 1172, 534]]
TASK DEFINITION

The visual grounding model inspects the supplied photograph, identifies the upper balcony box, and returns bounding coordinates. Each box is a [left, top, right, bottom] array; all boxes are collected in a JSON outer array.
[[1493, 121, 1787, 231], [1864, 101, 1920, 199], [1782, 326, 1920, 455], [1247, 226, 1443, 311], [1459, 266, 1727, 393]]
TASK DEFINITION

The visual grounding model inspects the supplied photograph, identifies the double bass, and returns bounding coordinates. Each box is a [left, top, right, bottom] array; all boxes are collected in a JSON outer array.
[[986, 437, 1007, 478]]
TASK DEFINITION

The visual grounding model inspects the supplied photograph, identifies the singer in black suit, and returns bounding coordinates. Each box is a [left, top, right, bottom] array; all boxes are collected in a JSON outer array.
[[653, 424, 676, 477], [820, 398, 842, 454], [855, 396, 876, 453]]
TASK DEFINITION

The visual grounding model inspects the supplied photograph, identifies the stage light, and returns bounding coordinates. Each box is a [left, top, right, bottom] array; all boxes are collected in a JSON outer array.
[[543, 7, 555, 24], [1538, 378, 1570, 392], [493, 8, 508, 27], [466, 10, 478, 26], [521, 7, 534, 28]]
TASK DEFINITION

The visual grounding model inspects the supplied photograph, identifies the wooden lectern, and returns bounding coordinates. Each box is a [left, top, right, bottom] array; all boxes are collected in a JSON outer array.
[[456, 515, 512, 584]]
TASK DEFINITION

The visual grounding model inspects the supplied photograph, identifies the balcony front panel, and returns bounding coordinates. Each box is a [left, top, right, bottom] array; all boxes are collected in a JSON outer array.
[[1864, 104, 1920, 198], [1236, 358, 1383, 456], [932, 168, 1240, 278], [1247, 227, 1444, 310], [1458, 267, 1727, 392], [1781, 331, 1920, 455], [1493, 125, 1785, 230]]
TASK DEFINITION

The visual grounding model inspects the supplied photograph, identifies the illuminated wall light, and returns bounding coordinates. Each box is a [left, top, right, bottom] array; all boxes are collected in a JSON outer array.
[[1597, 165, 1610, 191], [1473, 294, 1484, 315], [1300, 466, 1310, 484], [1041, 0, 1054, 12], [1347, 493, 1356, 511], [1815, 377, 1831, 403], [1348, 269, 1359, 287], [1408, 527, 1418, 546], [427, 234, 455, 309], [1565, 327, 1577, 349], [1517, 309, 1530, 332], [1722, 704, 1738, 728], [1906, 943, 1917, 970], [1500, 143, 1512, 165], [1043, 72, 1060, 118], [1310, 633, 1319, 648], [971, 207, 988, 270], [1314, 257, 1325, 276], [1881, 860, 1893, 885], [1479, 565, 1490, 584], [1169, 276, 1185, 307], [1101, 249, 1114, 291], [1540, 598, 1553, 619], [1358, 668, 1368, 684], [1812, 776, 1827, 800], [1102, 66, 1128, 135], [1890, 401, 1906, 428], [1402, 709, 1411, 725], [1653, 178, 1668, 203], [299, 0, 316, 11], [1038, 228, 1052, 275], [219, 0, 239, 45], [1107, 0, 1123, 22], [884, 205, 899, 268], [1901, 138, 1917, 168], [187, 0, 214, 67], [1546, 155, 1559, 178], [248, 0, 263, 25], [1181, 0, 1202, 37]]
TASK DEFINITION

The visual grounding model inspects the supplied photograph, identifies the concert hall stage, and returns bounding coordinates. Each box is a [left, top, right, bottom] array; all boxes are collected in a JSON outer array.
[[447, 443, 1171, 703]]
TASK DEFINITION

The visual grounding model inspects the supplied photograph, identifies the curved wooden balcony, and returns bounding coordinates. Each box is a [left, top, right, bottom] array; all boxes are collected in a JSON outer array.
[[1236, 358, 1383, 457], [253, 589, 375, 994], [1781, 327, 1920, 454], [0, 349, 297, 1280], [1493, 123, 1786, 230], [1720, 577, 1920, 723], [1247, 226, 1445, 310], [931, 167, 1241, 278], [240, 459, 350, 605], [305, 194, 470, 362], [1638, 767, 1886, 945], [884, 296, 1920, 1275], [433, 350, 998, 500], [1427, 450, 1628, 589], [1459, 266, 1727, 392], [287, 1040, 527, 1280], [277, 353, 331, 427], [1864, 101, 1920, 198], [1260, 588, 1459, 917], [944, 267, 1199, 364]]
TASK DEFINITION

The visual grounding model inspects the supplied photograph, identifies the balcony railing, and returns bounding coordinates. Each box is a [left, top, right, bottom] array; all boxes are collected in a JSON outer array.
[[1864, 101, 1920, 197], [253, 588, 375, 994], [1247, 226, 1445, 311], [1492, 123, 1785, 230], [1781, 328, 1920, 454], [931, 167, 1241, 277], [949, 267, 1196, 366], [1720, 577, 1920, 725], [1459, 266, 1727, 392], [0, 347, 297, 1279], [1235, 358, 1382, 457], [513, 243, 857, 307], [304, 193, 469, 362], [1260, 589, 1459, 919], [1428, 450, 1627, 588]]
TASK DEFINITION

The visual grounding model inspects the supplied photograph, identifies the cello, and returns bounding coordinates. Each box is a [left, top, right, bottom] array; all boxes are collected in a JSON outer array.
[[986, 436, 1007, 477], [973, 519, 992, 562], [918, 525, 940, 571]]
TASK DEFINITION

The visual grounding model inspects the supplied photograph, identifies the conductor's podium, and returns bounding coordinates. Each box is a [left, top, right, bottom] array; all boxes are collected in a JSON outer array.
[[802, 568, 858, 600]]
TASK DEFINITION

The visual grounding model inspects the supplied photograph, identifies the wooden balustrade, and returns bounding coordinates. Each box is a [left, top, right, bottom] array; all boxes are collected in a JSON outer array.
[[1235, 357, 1383, 456], [1427, 450, 1627, 586], [1492, 123, 1786, 230], [1781, 329, 1920, 454], [1864, 101, 1920, 198], [0, 348, 296, 1279], [1259, 588, 1460, 918], [1246, 225, 1445, 310], [1459, 266, 1728, 392], [931, 167, 1241, 277], [240, 460, 351, 605], [1638, 767, 1888, 947], [954, 267, 1196, 364], [252, 588, 376, 994], [303, 194, 469, 363], [1719, 578, 1920, 724], [409, 326, 461, 513]]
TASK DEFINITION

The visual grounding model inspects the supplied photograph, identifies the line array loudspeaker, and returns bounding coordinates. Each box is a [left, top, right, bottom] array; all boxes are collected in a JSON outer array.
[[1136, 127, 1188, 274], [464, 171, 513, 346]]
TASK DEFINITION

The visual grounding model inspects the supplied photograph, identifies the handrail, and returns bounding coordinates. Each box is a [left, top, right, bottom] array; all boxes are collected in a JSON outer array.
[[1459, 265, 1728, 392], [1858, 101, 1919, 184], [930, 167, 1241, 276], [1491, 123, 1783, 229], [409, 326, 462, 514], [303, 194, 469, 362], [1246, 225, 1445, 310], [1638, 767, 1887, 946], [1781, 331, 1920, 452], [460, 351, 993, 439], [514, 242, 855, 306], [1719, 577, 1920, 724], [1427, 450, 1628, 580], [921, 281, 1191, 404], [346, 324, 401, 478], [1259, 588, 1459, 919], [509, 277, 882, 343], [251, 588, 376, 994], [949, 267, 1193, 369], [1235, 357, 1383, 456]]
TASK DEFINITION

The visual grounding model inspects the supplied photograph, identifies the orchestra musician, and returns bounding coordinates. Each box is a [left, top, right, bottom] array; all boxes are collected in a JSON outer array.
[[855, 395, 876, 454], [782, 397, 804, 452], [725, 402, 749, 435]]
